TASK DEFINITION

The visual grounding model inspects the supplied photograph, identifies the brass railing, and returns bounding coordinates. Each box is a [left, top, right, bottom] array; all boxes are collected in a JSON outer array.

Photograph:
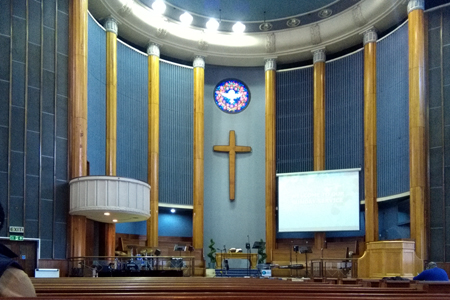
[[68, 255, 195, 277], [310, 258, 358, 278]]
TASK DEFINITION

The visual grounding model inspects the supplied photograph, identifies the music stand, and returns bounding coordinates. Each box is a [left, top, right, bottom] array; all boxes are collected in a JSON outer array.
[[292, 245, 299, 277], [252, 241, 262, 249], [174, 244, 186, 255], [173, 245, 186, 270], [298, 246, 312, 277]]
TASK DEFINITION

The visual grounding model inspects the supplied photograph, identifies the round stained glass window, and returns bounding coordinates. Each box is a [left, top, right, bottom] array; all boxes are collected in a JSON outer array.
[[214, 79, 250, 113]]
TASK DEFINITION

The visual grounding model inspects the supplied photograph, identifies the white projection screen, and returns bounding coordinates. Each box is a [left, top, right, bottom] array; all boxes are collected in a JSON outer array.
[[277, 168, 361, 232]]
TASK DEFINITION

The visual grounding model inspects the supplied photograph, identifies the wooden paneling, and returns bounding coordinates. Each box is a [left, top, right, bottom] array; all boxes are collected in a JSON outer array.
[[193, 63, 204, 250], [147, 53, 160, 247], [265, 69, 276, 262], [357, 240, 421, 279], [364, 40, 378, 243], [408, 6, 427, 260]]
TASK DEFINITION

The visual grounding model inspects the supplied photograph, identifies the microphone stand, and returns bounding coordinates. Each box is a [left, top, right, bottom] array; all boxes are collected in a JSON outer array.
[[223, 245, 228, 276], [246, 235, 250, 277], [290, 241, 293, 277], [217, 247, 224, 277]]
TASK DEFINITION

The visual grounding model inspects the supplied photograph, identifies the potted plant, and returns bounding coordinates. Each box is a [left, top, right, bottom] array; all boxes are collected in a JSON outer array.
[[207, 238, 216, 269], [257, 239, 267, 264], [205, 239, 216, 277]]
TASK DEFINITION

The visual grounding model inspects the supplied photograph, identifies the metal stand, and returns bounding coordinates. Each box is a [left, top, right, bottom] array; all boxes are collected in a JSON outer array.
[[246, 236, 251, 277], [299, 246, 312, 277]]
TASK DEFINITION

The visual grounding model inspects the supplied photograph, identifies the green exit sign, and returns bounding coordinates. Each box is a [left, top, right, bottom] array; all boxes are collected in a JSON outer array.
[[10, 235, 24, 241]]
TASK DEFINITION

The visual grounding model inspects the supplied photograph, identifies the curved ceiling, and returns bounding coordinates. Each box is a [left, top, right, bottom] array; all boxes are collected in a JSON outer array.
[[155, 0, 337, 22], [88, 0, 408, 67]]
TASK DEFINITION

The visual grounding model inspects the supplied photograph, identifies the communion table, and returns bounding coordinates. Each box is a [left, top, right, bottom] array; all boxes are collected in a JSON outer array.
[[215, 252, 258, 269]]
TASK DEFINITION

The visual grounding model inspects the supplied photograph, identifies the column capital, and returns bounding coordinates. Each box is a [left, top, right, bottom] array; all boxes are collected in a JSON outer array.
[[147, 43, 160, 57], [312, 48, 326, 64], [193, 56, 205, 69], [105, 17, 118, 35], [264, 58, 277, 71], [363, 28, 378, 45], [407, 0, 424, 14]]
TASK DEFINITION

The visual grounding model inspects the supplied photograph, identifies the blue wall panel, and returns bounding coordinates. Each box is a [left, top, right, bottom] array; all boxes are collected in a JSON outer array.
[[377, 23, 409, 197], [159, 61, 193, 206], [116, 43, 148, 182], [87, 15, 106, 176], [325, 51, 364, 201], [276, 67, 314, 174]]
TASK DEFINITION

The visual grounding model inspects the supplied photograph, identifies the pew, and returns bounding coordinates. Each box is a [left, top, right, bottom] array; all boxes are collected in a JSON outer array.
[[29, 277, 450, 300]]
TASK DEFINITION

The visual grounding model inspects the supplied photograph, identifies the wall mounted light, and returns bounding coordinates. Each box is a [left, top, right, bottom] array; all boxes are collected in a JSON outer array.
[[206, 18, 219, 31], [180, 12, 193, 25], [232, 22, 245, 33], [152, 0, 166, 15]]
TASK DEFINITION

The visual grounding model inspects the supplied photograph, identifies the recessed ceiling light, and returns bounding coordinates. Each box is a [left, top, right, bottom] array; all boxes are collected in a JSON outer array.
[[170, 208, 176, 213], [259, 22, 272, 31], [180, 12, 193, 25], [112, 219, 118, 223], [152, 0, 166, 15], [318, 9, 332, 18], [286, 18, 301, 28], [104, 212, 110, 216], [206, 18, 219, 31], [232, 22, 245, 33]]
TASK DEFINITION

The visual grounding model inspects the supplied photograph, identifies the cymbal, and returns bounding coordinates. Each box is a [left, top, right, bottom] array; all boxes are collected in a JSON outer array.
[[115, 251, 127, 256]]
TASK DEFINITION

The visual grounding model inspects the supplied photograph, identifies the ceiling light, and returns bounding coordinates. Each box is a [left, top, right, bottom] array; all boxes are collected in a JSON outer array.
[[206, 18, 219, 31], [152, 0, 166, 15], [170, 208, 176, 213], [180, 12, 193, 25], [104, 212, 110, 216], [112, 219, 118, 223], [232, 22, 245, 33]]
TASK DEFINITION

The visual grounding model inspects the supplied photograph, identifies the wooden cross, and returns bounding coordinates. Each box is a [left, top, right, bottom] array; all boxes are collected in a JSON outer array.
[[213, 130, 252, 201]]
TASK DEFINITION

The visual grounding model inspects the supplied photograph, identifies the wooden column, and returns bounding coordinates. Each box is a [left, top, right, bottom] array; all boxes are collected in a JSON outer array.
[[312, 49, 326, 250], [265, 58, 276, 262], [363, 28, 379, 243], [103, 17, 118, 257], [408, 0, 427, 261], [193, 56, 205, 250], [147, 44, 160, 247], [68, 0, 88, 258]]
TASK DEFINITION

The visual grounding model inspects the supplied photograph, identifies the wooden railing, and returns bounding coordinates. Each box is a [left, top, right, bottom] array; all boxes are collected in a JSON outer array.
[[27, 276, 450, 300]]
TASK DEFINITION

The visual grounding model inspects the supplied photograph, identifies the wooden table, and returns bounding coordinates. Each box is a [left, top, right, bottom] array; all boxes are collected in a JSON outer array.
[[215, 252, 258, 269]]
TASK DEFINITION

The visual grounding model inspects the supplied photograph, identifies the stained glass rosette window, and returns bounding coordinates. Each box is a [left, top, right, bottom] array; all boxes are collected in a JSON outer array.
[[214, 79, 250, 113]]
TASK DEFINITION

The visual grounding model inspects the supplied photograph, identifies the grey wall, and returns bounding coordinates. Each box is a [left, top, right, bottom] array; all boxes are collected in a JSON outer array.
[[427, 6, 450, 262], [0, 0, 69, 259], [204, 65, 266, 266]]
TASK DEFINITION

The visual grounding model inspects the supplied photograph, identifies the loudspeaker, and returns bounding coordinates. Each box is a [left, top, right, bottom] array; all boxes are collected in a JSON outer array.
[[246, 243, 250, 250]]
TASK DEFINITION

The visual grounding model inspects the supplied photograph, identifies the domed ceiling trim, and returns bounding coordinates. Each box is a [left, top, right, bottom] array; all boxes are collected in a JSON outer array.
[[88, 0, 407, 67]]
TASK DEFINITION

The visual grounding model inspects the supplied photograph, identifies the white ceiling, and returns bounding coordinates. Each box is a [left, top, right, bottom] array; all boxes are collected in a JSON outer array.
[[88, 0, 408, 67]]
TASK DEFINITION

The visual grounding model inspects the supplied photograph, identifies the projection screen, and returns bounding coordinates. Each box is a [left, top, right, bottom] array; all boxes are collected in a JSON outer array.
[[277, 168, 361, 232]]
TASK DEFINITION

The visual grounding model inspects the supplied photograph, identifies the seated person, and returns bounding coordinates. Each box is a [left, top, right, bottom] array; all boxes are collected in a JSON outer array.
[[0, 203, 36, 297], [413, 262, 449, 281]]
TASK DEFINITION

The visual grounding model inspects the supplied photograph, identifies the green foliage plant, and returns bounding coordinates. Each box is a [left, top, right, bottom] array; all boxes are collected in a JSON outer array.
[[257, 239, 267, 264], [207, 238, 216, 264]]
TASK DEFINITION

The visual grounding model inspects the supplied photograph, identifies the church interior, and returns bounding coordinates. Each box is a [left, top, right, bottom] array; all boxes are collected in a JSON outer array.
[[1, 0, 450, 298]]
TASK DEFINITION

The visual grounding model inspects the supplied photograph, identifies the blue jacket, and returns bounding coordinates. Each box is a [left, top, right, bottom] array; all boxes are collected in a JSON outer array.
[[0, 244, 22, 277], [413, 267, 449, 281]]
